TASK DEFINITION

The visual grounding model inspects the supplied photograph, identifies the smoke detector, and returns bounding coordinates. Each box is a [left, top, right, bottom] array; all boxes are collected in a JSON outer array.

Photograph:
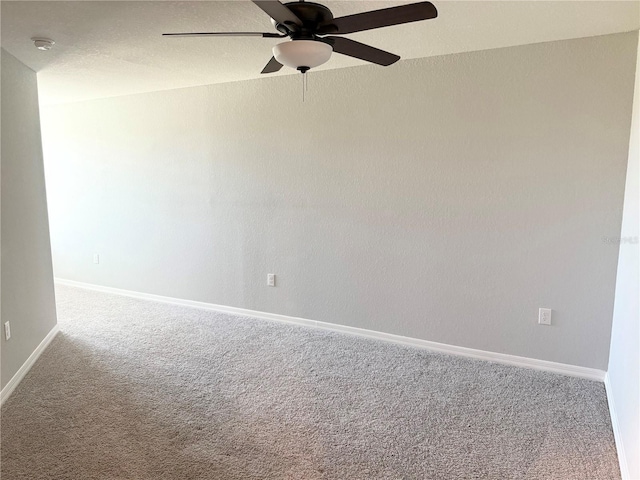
[[31, 38, 55, 51]]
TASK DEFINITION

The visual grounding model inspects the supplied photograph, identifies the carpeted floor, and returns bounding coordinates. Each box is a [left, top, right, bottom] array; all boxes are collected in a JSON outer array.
[[1, 285, 620, 479]]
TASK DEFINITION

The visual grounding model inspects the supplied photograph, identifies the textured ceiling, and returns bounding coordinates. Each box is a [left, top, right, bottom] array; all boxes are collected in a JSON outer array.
[[1, 1, 639, 105]]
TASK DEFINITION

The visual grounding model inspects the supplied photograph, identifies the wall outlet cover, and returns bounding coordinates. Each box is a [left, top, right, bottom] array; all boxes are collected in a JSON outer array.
[[539, 308, 552, 326]]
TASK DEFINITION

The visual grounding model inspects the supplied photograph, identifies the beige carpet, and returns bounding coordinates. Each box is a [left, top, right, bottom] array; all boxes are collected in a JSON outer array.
[[1, 285, 620, 479]]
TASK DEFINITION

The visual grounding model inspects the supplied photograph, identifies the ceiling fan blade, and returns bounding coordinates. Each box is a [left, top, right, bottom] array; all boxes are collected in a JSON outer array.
[[261, 56, 284, 74], [321, 37, 399, 66], [252, 1, 302, 28], [163, 32, 285, 38], [319, 2, 437, 35]]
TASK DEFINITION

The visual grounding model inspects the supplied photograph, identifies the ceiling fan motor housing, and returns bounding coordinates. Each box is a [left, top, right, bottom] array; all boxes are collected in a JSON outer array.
[[272, 2, 336, 37]]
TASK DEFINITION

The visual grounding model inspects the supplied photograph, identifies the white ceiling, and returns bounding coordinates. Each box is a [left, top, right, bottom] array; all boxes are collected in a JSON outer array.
[[2, 1, 639, 105]]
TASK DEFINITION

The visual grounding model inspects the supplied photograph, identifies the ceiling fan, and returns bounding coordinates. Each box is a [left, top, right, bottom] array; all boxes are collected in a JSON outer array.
[[163, 0, 438, 74]]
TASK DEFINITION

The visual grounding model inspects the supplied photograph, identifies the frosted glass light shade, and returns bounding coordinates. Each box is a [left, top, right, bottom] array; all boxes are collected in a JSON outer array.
[[273, 40, 332, 70]]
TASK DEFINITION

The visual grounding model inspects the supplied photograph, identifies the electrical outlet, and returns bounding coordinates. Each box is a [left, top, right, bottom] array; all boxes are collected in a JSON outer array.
[[538, 308, 552, 326], [267, 274, 276, 287], [4, 321, 11, 341], [93, 253, 100, 264]]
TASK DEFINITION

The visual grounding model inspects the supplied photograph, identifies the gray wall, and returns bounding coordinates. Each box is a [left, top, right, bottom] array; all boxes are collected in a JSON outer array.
[[41, 32, 637, 370], [1, 49, 58, 390], [607, 34, 640, 479]]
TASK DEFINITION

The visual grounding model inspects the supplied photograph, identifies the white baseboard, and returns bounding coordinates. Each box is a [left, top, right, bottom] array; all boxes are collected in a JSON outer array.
[[605, 373, 631, 479], [1, 324, 60, 406], [54, 278, 606, 382]]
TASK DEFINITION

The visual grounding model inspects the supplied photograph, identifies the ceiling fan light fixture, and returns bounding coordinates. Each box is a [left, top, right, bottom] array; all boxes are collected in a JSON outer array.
[[273, 40, 332, 71]]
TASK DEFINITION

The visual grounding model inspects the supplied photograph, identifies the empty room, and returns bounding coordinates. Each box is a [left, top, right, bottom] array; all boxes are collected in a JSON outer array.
[[1, 0, 639, 478]]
